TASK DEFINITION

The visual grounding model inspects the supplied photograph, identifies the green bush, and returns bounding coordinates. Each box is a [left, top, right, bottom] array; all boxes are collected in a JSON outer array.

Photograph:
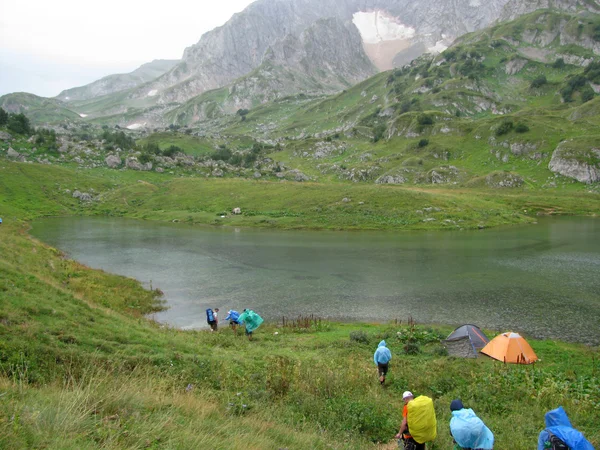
[[349, 331, 369, 344], [417, 114, 434, 126], [495, 121, 514, 136], [581, 87, 595, 103], [403, 342, 421, 355], [7, 113, 31, 135], [418, 139, 429, 148], [530, 75, 547, 89], [515, 123, 530, 133], [0, 107, 8, 126], [552, 58, 566, 69]]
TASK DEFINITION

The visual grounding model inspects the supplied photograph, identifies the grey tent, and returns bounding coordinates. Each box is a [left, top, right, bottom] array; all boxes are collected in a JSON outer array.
[[443, 324, 490, 358]]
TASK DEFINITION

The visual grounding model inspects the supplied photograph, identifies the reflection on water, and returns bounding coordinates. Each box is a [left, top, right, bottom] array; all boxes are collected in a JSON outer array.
[[31, 217, 600, 344]]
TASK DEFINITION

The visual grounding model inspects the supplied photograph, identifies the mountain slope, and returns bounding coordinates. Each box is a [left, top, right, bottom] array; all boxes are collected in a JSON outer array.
[[56, 59, 179, 102], [0, 93, 81, 124], [126, 0, 514, 107], [165, 17, 377, 125]]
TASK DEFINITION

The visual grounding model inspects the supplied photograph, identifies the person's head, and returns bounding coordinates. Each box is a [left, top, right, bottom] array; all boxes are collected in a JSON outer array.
[[450, 399, 464, 412], [215, 308, 219, 312], [402, 391, 414, 403]]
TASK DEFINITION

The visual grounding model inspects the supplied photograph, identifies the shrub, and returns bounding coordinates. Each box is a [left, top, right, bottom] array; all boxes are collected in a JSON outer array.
[[7, 113, 31, 135], [0, 107, 8, 126], [552, 58, 566, 69], [404, 342, 421, 355], [584, 61, 600, 84], [581, 87, 595, 103], [418, 139, 429, 148], [530, 75, 547, 88], [349, 331, 369, 344], [211, 147, 232, 161], [515, 123, 530, 133], [372, 124, 386, 143], [162, 145, 183, 158], [417, 114, 434, 126], [495, 120, 514, 136]]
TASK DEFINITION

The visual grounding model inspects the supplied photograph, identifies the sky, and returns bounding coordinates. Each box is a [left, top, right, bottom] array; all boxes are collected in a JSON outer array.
[[0, 0, 256, 98]]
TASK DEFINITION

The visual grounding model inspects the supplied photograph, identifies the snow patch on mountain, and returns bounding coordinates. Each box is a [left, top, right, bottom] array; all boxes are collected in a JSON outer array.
[[428, 38, 449, 54], [352, 11, 415, 44]]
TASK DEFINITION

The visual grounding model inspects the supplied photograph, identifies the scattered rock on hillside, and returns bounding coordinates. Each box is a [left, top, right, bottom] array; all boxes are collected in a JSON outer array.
[[72, 190, 93, 202], [212, 168, 224, 177], [7, 147, 22, 160], [232, 207, 242, 215], [376, 175, 407, 185], [428, 166, 461, 184], [485, 172, 524, 188], [505, 58, 528, 75], [105, 155, 122, 168], [510, 142, 542, 159], [0, 131, 13, 141], [549, 140, 600, 184], [287, 169, 310, 182], [126, 157, 152, 171]]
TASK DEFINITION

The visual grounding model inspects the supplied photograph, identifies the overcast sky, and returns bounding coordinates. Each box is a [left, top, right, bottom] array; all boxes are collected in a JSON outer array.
[[0, 0, 256, 97]]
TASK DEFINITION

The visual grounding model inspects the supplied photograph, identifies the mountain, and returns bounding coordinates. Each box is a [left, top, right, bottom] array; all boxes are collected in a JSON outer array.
[[56, 59, 179, 102], [3, 0, 599, 129], [0, 92, 80, 124], [130, 0, 514, 107], [164, 17, 377, 125]]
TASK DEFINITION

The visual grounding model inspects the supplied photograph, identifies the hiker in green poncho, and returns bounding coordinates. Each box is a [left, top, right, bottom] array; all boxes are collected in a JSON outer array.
[[237, 309, 263, 340]]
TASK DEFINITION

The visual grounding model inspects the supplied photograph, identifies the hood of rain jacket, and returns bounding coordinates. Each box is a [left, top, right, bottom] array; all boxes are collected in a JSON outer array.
[[374, 340, 392, 365]]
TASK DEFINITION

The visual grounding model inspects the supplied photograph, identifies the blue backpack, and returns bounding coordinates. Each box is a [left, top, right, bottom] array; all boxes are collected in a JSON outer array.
[[206, 308, 215, 322]]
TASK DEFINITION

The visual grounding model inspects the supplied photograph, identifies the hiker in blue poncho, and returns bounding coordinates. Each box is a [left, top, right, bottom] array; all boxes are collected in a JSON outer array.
[[224, 309, 241, 335], [373, 340, 392, 384], [449, 399, 494, 450], [237, 309, 263, 340], [537, 406, 594, 450]]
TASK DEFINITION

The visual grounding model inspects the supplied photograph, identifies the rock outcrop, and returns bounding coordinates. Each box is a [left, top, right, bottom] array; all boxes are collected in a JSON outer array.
[[549, 139, 600, 184]]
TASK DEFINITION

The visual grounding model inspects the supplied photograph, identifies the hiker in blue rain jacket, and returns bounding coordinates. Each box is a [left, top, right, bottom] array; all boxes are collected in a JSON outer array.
[[537, 406, 593, 450], [449, 399, 494, 450], [373, 340, 392, 384], [225, 309, 241, 335]]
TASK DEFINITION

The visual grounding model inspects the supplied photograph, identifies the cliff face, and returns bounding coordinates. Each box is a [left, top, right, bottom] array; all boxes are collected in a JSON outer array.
[[134, 0, 514, 105]]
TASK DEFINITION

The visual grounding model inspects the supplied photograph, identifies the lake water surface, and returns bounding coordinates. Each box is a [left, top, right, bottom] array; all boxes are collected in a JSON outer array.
[[31, 217, 600, 344]]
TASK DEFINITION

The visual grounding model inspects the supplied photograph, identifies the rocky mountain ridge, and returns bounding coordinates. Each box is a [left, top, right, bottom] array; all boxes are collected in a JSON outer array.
[[56, 59, 179, 102]]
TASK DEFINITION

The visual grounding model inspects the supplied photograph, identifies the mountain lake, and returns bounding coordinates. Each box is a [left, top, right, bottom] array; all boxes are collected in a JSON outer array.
[[31, 216, 600, 344]]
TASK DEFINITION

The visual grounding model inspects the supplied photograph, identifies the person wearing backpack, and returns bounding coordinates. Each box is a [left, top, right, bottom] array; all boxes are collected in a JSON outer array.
[[395, 391, 437, 450], [206, 308, 219, 331], [373, 340, 392, 385], [237, 309, 263, 340], [449, 399, 494, 450], [225, 309, 241, 334]]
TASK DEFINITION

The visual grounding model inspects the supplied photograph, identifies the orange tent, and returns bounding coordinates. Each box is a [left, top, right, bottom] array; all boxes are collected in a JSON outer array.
[[480, 332, 538, 364]]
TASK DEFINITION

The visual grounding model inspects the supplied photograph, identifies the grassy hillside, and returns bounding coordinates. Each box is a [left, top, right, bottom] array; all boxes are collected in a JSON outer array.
[[1, 161, 598, 232], [0, 93, 81, 124]]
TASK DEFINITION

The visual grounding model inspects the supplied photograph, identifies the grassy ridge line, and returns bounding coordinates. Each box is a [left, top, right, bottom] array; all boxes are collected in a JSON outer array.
[[1, 221, 599, 449]]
